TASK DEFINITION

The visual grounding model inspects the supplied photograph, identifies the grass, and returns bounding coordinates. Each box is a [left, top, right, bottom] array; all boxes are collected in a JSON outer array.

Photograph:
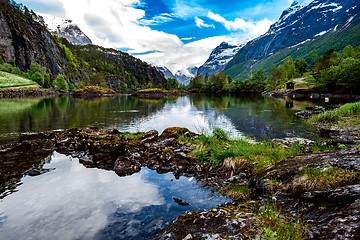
[[257, 202, 305, 240], [308, 101, 360, 124], [291, 167, 360, 194], [0, 71, 37, 88], [221, 184, 252, 200], [192, 128, 301, 171]]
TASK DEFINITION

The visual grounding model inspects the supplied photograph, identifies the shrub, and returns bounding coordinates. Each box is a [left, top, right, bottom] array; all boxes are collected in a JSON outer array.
[[67, 82, 75, 91], [27, 63, 50, 88], [30, 71, 44, 86], [0, 63, 14, 73], [53, 75, 68, 91]]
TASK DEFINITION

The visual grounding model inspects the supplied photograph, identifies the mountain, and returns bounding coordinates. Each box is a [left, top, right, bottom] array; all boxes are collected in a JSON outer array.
[[224, 0, 360, 79], [40, 13, 92, 46], [0, 0, 70, 78], [0, 1, 166, 89], [156, 66, 175, 79], [197, 42, 245, 76], [156, 65, 198, 85]]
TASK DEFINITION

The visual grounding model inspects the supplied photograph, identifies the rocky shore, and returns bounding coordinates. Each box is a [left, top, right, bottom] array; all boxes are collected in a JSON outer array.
[[262, 89, 360, 102], [0, 124, 359, 239], [0, 87, 57, 97]]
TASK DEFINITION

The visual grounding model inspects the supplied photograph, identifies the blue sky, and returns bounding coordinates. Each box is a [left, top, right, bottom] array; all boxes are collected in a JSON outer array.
[[17, 0, 293, 72]]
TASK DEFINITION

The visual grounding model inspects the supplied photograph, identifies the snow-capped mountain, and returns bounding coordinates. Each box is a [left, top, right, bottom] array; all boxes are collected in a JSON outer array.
[[197, 42, 245, 76], [224, 0, 359, 78], [156, 66, 175, 80], [40, 13, 92, 45], [156, 65, 197, 85]]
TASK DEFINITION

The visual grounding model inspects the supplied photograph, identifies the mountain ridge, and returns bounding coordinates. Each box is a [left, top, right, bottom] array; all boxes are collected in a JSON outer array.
[[224, 0, 360, 79], [40, 13, 92, 46], [197, 42, 245, 77]]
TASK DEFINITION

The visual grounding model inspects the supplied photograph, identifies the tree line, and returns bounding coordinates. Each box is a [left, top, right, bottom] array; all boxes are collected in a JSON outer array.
[[188, 44, 360, 94]]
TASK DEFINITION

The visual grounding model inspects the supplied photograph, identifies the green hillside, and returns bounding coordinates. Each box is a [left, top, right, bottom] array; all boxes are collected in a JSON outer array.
[[225, 20, 360, 80], [0, 71, 37, 88]]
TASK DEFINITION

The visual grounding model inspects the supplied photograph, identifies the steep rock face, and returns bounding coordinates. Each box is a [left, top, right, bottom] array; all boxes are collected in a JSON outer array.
[[0, 0, 68, 78], [225, 0, 360, 78], [0, 1, 166, 89], [41, 13, 92, 45], [197, 42, 244, 76]]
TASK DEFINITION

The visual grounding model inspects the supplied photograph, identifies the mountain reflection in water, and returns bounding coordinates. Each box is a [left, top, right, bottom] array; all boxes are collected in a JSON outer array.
[[0, 95, 320, 143]]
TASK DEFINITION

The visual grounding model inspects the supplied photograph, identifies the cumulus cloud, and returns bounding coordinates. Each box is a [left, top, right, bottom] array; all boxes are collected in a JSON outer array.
[[195, 17, 215, 28], [138, 36, 229, 73], [208, 12, 273, 37]]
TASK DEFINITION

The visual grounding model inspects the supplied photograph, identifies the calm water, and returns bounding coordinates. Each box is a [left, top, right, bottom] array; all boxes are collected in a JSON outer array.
[[0, 94, 321, 239], [0, 95, 320, 142], [0, 152, 229, 240]]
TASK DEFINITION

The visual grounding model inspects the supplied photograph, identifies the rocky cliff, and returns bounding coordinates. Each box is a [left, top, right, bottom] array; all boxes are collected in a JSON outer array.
[[0, 0, 69, 78], [0, 0, 166, 89]]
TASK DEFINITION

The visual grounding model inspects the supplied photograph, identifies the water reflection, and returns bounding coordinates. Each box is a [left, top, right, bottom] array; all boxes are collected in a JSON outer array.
[[0, 152, 229, 240], [0, 95, 321, 142]]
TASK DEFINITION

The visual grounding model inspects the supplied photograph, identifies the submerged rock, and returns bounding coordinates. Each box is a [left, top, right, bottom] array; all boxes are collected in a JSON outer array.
[[172, 197, 190, 206]]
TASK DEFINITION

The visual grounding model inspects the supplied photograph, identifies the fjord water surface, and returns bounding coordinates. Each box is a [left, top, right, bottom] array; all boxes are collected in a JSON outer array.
[[0, 94, 319, 142], [0, 95, 320, 239]]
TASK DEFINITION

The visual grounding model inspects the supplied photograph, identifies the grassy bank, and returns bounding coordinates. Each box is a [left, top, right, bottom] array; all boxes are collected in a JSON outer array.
[[308, 101, 360, 128], [0, 71, 37, 88], [189, 128, 301, 171]]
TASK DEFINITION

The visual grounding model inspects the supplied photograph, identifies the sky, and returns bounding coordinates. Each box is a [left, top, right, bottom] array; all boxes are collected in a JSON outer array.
[[17, 0, 294, 73]]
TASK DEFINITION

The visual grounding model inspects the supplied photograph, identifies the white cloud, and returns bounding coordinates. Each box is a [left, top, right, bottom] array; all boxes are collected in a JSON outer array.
[[32, 0, 277, 73], [138, 13, 174, 26], [208, 12, 273, 37], [195, 16, 215, 28], [181, 37, 196, 41], [138, 36, 229, 73], [35, 0, 223, 72]]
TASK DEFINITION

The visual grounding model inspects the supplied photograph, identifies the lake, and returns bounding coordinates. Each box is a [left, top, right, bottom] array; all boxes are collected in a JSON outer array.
[[0, 94, 320, 142], [0, 94, 321, 239]]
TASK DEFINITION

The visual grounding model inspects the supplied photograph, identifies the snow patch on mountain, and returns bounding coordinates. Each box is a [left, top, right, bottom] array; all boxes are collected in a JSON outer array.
[[197, 41, 245, 76], [40, 13, 92, 45]]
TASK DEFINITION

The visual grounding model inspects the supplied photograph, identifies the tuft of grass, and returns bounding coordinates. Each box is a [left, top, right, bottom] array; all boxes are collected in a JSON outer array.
[[192, 129, 301, 170], [291, 167, 360, 194], [257, 202, 305, 240], [308, 101, 360, 123], [0, 71, 37, 88], [308, 110, 341, 123], [221, 185, 252, 200], [336, 101, 360, 116]]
